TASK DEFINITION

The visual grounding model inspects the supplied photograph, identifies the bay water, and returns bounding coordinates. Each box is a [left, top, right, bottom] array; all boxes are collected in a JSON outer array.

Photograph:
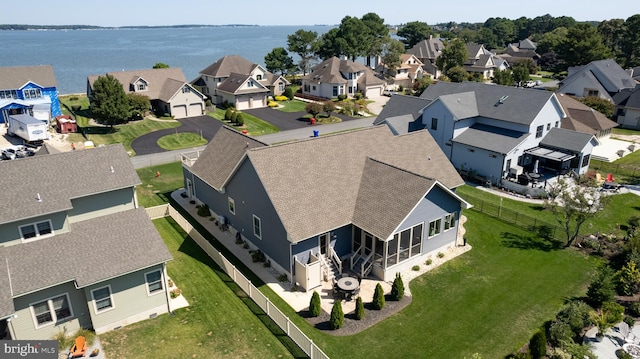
[[0, 26, 331, 95]]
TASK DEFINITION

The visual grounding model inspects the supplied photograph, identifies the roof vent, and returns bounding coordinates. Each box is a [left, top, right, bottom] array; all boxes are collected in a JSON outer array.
[[36, 193, 42, 202], [110, 165, 115, 173], [499, 95, 509, 104]]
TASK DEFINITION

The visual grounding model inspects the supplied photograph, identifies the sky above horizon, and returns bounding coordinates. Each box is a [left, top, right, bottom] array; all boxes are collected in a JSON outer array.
[[2, 1, 638, 27]]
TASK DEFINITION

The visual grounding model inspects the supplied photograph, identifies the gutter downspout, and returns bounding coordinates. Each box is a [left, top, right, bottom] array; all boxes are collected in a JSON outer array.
[[162, 263, 173, 315]]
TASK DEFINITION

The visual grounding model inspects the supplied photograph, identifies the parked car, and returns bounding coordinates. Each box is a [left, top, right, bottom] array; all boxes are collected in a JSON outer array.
[[383, 89, 398, 97], [2, 148, 17, 160], [14, 145, 30, 158]]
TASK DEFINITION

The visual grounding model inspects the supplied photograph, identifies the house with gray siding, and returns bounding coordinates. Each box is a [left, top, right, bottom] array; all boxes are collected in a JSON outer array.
[[558, 59, 637, 102], [376, 82, 596, 184], [0, 145, 172, 340], [181, 125, 470, 290]]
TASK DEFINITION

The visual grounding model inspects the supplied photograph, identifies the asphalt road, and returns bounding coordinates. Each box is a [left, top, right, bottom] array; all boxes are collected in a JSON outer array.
[[130, 116, 223, 155]]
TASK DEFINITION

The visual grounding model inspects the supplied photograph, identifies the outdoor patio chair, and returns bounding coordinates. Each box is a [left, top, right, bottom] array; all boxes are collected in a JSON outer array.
[[69, 335, 87, 358], [618, 322, 638, 344]]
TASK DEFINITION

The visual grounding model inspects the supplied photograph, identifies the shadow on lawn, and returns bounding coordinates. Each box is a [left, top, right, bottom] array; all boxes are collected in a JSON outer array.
[[500, 230, 564, 251], [168, 212, 308, 359]]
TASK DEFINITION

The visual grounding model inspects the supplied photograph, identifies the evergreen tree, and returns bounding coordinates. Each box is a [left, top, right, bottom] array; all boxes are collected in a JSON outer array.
[[264, 47, 295, 76], [284, 86, 295, 100], [436, 39, 468, 74], [372, 283, 385, 310], [287, 29, 319, 75], [397, 21, 434, 48], [390, 273, 404, 301], [224, 108, 233, 121], [309, 291, 321, 317], [236, 113, 244, 126], [529, 329, 547, 359], [90, 74, 130, 128], [586, 265, 617, 306], [355, 296, 365, 320], [330, 301, 344, 329], [230, 111, 238, 124]]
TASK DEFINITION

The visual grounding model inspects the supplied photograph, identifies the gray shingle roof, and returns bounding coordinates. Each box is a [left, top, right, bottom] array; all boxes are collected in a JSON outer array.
[[302, 58, 349, 84], [562, 59, 636, 94], [384, 115, 418, 135], [452, 124, 529, 154], [217, 73, 269, 94], [157, 78, 188, 102], [557, 94, 618, 134], [420, 82, 557, 125], [246, 126, 463, 242], [0, 262, 13, 318], [540, 127, 595, 153], [1, 207, 172, 297], [407, 38, 444, 61], [189, 126, 268, 190], [374, 94, 430, 125], [0, 145, 141, 225], [88, 68, 188, 101], [199, 55, 256, 77], [352, 158, 436, 240], [0, 65, 57, 89]]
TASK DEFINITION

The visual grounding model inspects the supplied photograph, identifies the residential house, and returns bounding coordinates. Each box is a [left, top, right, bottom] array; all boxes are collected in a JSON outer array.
[[557, 93, 618, 140], [497, 38, 540, 65], [192, 55, 289, 110], [407, 36, 444, 79], [301, 57, 385, 99], [0, 145, 172, 340], [612, 84, 640, 130], [557, 59, 637, 101], [87, 68, 205, 119], [464, 43, 501, 79], [0, 65, 61, 125], [181, 126, 470, 290], [376, 54, 424, 89], [376, 82, 596, 183]]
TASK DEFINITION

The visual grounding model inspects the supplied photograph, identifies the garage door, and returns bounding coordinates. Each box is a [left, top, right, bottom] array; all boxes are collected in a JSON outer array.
[[172, 105, 187, 119], [188, 103, 203, 117], [365, 86, 383, 99], [235, 98, 249, 110]]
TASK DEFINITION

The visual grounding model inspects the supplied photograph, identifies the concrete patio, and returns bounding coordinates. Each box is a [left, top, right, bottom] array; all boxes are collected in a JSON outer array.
[[584, 322, 640, 359]]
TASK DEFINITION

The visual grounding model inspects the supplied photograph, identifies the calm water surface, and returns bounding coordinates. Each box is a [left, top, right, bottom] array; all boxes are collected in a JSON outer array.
[[0, 26, 331, 94]]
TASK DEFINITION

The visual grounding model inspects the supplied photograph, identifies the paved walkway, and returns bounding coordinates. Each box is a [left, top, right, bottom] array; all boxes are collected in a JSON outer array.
[[585, 323, 640, 359]]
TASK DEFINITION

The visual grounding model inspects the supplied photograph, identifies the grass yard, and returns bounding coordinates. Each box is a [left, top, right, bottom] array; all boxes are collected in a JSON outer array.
[[293, 211, 597, 358], [613, 128, 640, 136], [157, 132, 207, 151], [275, 99, 307, 112], [208, 109, 278, 136], [99, 218, 295, 358], [136, 162, 185, 207]]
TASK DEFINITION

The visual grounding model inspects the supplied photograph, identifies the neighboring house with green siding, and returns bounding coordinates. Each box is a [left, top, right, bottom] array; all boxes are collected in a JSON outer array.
[[0, 145, 172, 340]]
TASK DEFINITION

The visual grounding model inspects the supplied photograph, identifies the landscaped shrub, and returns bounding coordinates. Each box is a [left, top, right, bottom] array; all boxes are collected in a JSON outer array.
[[309, 291, 321, 317], [251, 250, 265, 263], [71, 105, 81, 112], [437, 252, 445, 258], [354, 92, 363, 100], [372, 283, 385, 310], [355, 296, 365, 320], [602, 301, 624, 323], [425, 258, 433, 265], [548, 320, 574, 346], [555, 300, 592, 337], [196, 204, 211, 217], [390, 273, 404, 301], [587, 265, 617, 306], [337, 94, 347, 101], [617, 261, 640, 296], [231, 111, 238, 124], [224, 108, 234, 121], [529, 329, 547, 359], [268, 101, 278, 107], [624, 315, 635, 327], [629, 302, 640, 317], [330, 301, 344, 329], [617, 349, 633, 359], [274, 95, 288, 101], [412, 265, 420, 271], [236, 113, 244, 126], [284, 86, 294, 100], [277, 274, 288, 282]]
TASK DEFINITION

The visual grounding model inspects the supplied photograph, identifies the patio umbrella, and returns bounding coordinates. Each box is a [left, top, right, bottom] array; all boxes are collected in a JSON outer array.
[[533, 160, 539, 174]]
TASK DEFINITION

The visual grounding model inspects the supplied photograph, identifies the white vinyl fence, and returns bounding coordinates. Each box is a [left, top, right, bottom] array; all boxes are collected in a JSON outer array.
[[146, 205, 329, 359]]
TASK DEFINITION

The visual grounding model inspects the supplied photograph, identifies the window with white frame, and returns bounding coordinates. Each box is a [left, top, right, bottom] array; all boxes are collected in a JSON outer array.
[[30, 294, 72, 328], [535, 125, 544, 138], [253, 215, 262, 239], [23, 88, 42, 99], [228, 197, 236, 215], [137, 83, 146, 91], [145, 270, 164, 295], [386, 223, 423, 267], [428, 218, 441, 237], [444, 213, 457, 231], [19, 220, 53, 242], [182, 86, 191, 93], [91, 286, 114, 313], [278, 82, 284, 92]]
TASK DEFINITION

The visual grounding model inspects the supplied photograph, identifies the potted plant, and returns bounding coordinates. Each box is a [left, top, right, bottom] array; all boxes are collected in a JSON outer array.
[[590, 309, 613, 342]]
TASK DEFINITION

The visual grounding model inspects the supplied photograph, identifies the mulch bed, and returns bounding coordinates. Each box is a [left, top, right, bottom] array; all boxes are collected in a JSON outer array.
[[298, 294, 412, 336]]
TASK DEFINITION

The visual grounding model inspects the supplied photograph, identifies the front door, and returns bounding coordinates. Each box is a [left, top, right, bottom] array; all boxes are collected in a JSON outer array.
[[319, 233, 329, 255]]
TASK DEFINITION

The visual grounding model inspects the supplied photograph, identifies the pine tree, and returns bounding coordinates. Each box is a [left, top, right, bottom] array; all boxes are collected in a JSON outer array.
[[390, 272, 404, 301], [355, 296, 365, 320], [330, 301, 344, 329], [236, 113, 244, 126], [309, 291, 321, 317], [90, 74, 130, 128], [224, 108, 233, 121], [372, 283, 385, 310]]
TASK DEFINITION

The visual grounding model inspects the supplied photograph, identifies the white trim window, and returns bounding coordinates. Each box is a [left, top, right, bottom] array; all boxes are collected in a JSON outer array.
[[145, 270, 164, 296], [20, 220, 54, 242], [444, 213, 457, 231], [91, 285, 114, 314], [30, 293, 73, 328], [428, 218, 442, 238], [253, 215, 262, 239], [228, 197, 236, 215]]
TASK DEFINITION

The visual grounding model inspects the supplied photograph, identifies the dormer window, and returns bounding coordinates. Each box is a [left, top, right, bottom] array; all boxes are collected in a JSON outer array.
[[20, 220, 53, 242], [137, 83, 146, 91]]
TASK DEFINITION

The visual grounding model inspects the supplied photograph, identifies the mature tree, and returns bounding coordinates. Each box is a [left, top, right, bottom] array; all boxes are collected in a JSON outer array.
[[513, 16, 532, 40], [380, 39, 406, 74], [361, 12, 390, 60], [127, 93, 150, 120], [455, 28, 479, 44], [535, 27, 569, 56], [476, 27, 498, 49], [152, 62, 169, 69], [597, 19, 626, 62], [336, 16, 369, 61], [264, 47, 295, 75], [322, 101, 336, 117], [492, 68, 514, 85], [512, 63, 530, 85], [90, 74, 130, 128], [413, 76, 432, 96], [447, 66, 468, 83], [538, 51, 561, 72], [315, 28, 342, 60], [305, 102, 322, 118], [545, 177, 604, 247], [512, 58, 538, 74], [560, 23, 611, 69], [287, 29, 318, 75], [587, 265, 616, 306], [618, 261, 640, 296], [580, 96, 615, 119], [483, 17, 516, 47], [436, 38, 468, 74], [397, 21, 434, 48], [622, 15, 640, 67]]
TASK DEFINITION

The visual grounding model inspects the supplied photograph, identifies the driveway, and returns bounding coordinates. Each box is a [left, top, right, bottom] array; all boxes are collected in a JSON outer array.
[[244, 107, 357, 131], [130, 116, 223, 155]]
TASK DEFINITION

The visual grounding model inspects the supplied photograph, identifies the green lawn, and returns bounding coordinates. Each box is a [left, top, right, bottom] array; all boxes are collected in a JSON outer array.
[[275, 99, 307, 113], [99, 218, 295, 359], [612, 128, 640, 136], [136, 162, 185, 207], [208, 109, 278, 136], [157, 132, 207, 150]]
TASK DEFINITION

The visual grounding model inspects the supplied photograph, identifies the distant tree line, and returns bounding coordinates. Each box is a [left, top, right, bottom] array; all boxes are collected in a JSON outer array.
[[0, 24, 102, 30]]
